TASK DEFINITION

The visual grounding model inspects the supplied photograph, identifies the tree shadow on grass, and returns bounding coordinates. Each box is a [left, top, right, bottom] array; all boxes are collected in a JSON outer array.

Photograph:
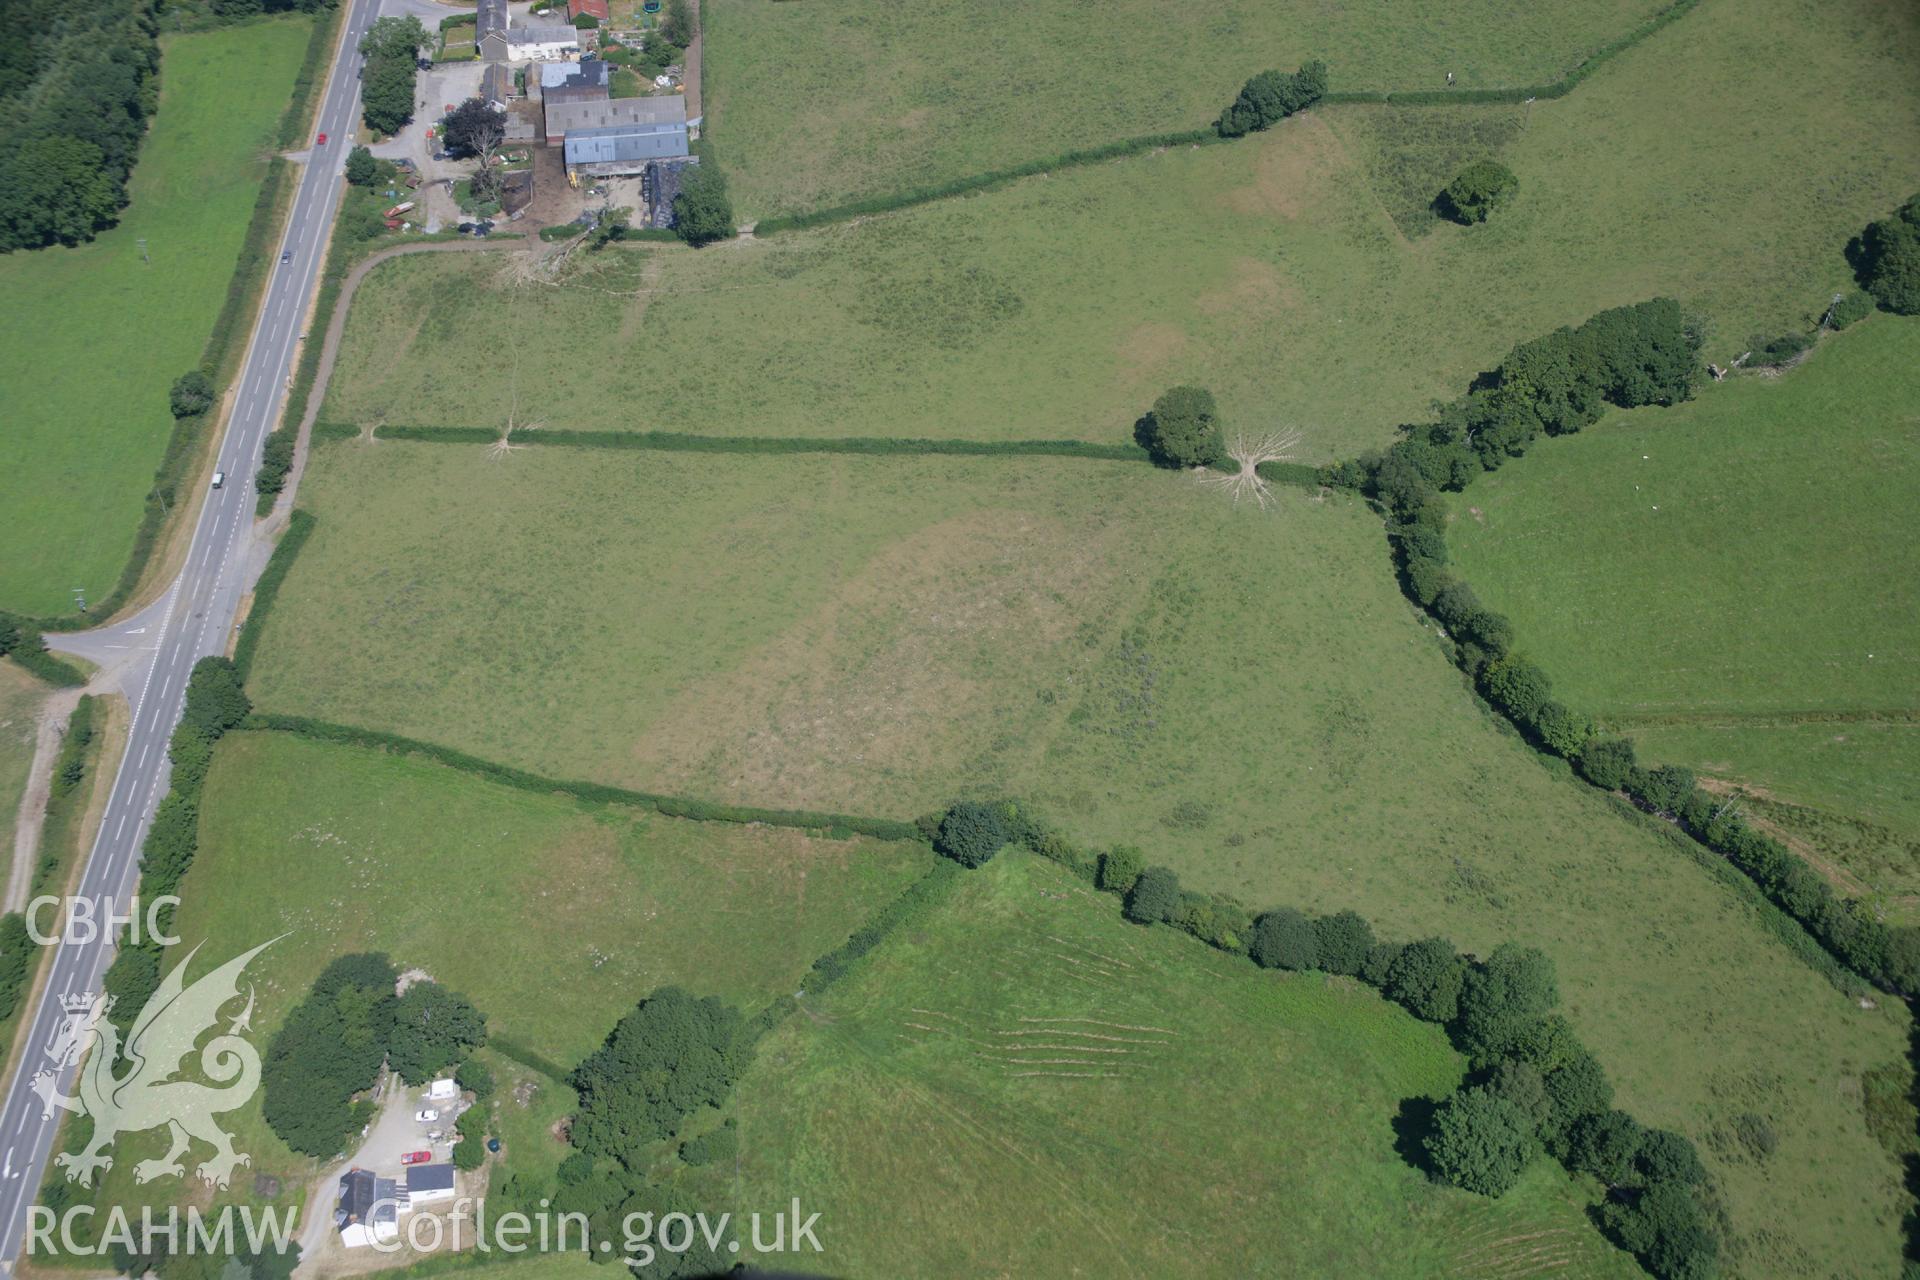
[[1393, 1094, 1443, 1180]]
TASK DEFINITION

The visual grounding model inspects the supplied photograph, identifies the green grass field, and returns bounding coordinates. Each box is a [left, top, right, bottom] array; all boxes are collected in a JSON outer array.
[[244, 440, 1911, 1274], [321, 0, 1919, 463], [39, 728, 930, 1252], [0, 18, 311, 617], [691, 851, 1636, 1278], [1449, 319, 1920, 906], [701, 0, 1672, 221], [185, 731, 929, 1064]]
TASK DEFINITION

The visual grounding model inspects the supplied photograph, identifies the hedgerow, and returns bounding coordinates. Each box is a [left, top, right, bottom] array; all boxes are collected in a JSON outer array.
[[99, 658, 249, 1028], [1320, 0, 1702, 107], [336, 422, 1154, 461], [754, 129, 1223, 236], [1321, 294, 1920, 1002], [242, 714, 923, 843], [749, 0, 1702, 238], [971, 807, 1721, 1280], [232, 509, 315, 681]]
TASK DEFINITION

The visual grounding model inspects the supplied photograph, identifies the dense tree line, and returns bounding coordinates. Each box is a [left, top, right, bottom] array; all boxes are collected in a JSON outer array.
[[569, 987, 747, 1160], [0, 915, 32, 1022], [940, 803, 1722, 1279], [226, 0, 330, 12], [0, 613, 85, 686], [262, 953, 397, 1156], [99, 657, 249, 1026], [262, 961, 487, 1156], [1316, 296, 1920, 1002], [358, 16, 427, 137], [0, 0, 159, 251], [1333, 297, 1703, 495]]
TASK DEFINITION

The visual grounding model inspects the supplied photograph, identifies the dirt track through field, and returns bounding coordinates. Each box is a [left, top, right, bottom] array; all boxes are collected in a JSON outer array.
[[273, 236, 528, 521], [5, 688, 82, 913]]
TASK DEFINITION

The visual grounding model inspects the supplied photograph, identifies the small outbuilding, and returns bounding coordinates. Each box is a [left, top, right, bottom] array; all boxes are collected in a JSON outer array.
[[405, 1164, 457, 1206], [481, 62, 512, 108], [335, 1170, 398, 1248]]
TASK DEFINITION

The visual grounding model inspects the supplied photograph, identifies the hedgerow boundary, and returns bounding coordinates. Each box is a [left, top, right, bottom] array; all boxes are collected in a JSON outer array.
[[179, 477, 1849, 1280], [22, 5, 344, 633], [231, 508, 315, 683], [226, 486, 1867, 1007], [260, 239, 509, 517], [313, 420, 1324, 481], [743, 0, 1702, 238], [240, 714, 923, 843], [1319, 302, 1920, 1005], [1319, 0, 1702, 106]]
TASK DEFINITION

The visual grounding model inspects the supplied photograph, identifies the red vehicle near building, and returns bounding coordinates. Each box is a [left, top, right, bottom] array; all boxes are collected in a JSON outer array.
[[401, 1151, 431, 1166]]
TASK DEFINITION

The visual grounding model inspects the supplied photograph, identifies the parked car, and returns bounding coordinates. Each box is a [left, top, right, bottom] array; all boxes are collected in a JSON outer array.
[[401, 1150, 431, 1165], [414, 1108, 439, 1123]]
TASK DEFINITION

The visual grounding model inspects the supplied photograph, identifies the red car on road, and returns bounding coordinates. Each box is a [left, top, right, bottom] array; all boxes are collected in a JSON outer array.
[[401, 1151, 431, 1165], [316, 132, 328, 146]]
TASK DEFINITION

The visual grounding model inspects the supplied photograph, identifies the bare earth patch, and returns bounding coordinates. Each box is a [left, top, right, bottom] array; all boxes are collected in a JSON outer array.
[[1218, 115, 1349, 220]]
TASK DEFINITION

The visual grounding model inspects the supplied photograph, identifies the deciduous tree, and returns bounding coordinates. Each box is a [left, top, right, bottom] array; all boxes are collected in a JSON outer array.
[[1249, 908, 1318, 971], [671, 163, 735, 246], [1437, 160, 1518, 224], [935, 801, 1013, 868], [387, 981, 487, 1084], [1425, 1086, 1539, 1196], [570, 987, 747, 1161], [1136, 385, 1223, 468], [170, 369, 214, 418], [1124, 867, 1182, 923], [1859, 194, 1920, 314]]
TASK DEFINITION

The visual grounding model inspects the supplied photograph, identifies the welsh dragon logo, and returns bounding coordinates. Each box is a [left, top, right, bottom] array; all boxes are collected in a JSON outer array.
[[31, 939, 275, 1189]]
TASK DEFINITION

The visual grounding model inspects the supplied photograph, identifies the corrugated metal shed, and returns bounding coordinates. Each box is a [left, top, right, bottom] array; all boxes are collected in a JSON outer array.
[[546, 94, 685, 136], [564, 122, 690, 173]]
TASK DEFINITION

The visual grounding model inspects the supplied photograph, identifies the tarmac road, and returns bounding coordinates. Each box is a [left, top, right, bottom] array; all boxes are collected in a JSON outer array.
[[0, 0, 391, 1264]]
